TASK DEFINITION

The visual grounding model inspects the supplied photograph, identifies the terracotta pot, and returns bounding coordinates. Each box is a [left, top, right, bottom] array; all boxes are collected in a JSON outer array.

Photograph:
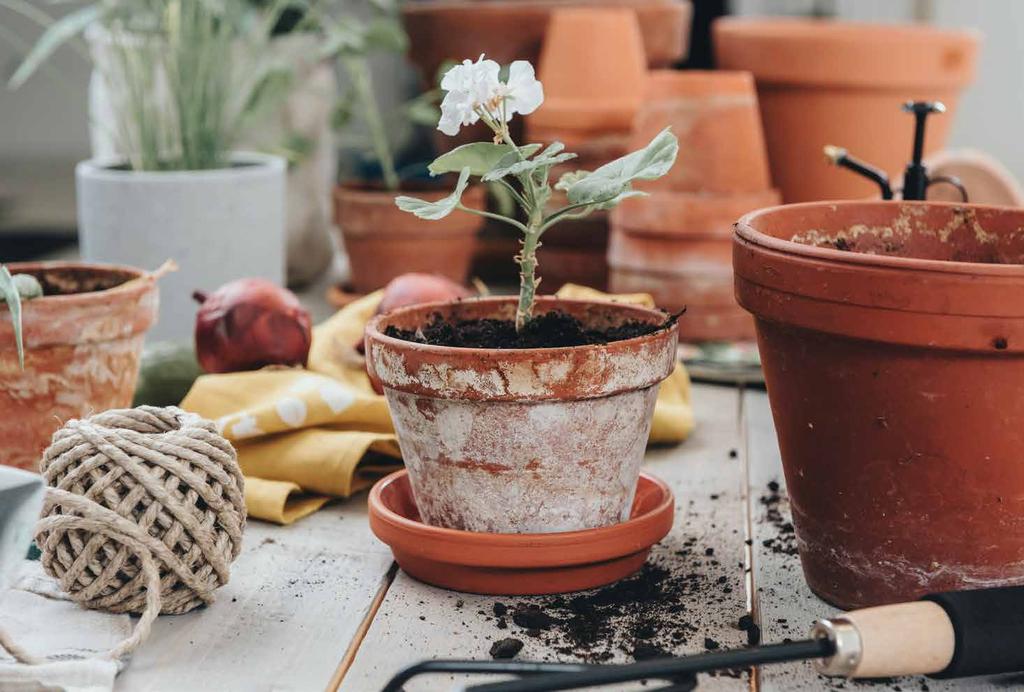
[[365, 297, 678, 533], [536, 213, 609, 292], [527, 7, 647, 138], [632, 70, 771, 194], [333, 183, 486, 293], [734, 201, 1024, 609], [369, 469, 673, 594], [403, 0, 692, 86], [609, 189, 779, 341], [714, 18, 980, 203], [0, 262, 158, 471]]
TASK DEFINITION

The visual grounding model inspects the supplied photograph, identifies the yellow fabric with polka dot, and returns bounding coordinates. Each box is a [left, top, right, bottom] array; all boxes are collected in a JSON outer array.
[[181, 286, 695, 525]]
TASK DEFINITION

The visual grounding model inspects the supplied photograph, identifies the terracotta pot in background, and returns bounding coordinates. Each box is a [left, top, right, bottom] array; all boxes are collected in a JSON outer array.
[[609, 189, 778, 340], [714, 18, 980, 203], [0, 262, 158, 471], [403, 0, 692, 87], [365, 297, 677, 534], [333, 184, 486, 293], [735, 201, 1024, 609], [633, 70, 771, 194], [537, 213, 609, 292]]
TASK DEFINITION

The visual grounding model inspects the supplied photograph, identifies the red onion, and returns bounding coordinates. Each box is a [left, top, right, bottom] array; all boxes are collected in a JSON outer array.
[[376, 273, 472, 316], [194, 278, 312, 373]]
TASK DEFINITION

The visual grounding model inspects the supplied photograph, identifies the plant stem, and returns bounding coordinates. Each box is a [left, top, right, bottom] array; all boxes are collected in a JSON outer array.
[[343, 56, 399, 191], [515, 212, 542, 332], [456, 204, 528, 232]]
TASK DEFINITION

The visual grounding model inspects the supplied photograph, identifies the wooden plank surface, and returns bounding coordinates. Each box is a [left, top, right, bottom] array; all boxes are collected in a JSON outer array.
[[742, 388, 1010, 691], [341, 383, 752, 691], [117, 502, 393, 692]]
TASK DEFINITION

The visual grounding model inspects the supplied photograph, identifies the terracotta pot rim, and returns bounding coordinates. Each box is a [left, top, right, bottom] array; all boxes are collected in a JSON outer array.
[[645, 68, 754, 93], [369, 469, 674, 564], [334, 181, 484, 201], [3, 261, 154, 306], [366, 296, 675, 358], [736, 200, 1024, 277], [402, 0, 685, 15]]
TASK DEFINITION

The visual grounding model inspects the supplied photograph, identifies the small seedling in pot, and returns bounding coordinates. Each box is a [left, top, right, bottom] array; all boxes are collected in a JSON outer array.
[[0, 266, 42, 370], [394, 55, 679, 332]]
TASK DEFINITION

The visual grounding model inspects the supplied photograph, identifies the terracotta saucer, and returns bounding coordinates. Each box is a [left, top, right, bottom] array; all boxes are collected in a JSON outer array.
[[368, 470, 674, 595]]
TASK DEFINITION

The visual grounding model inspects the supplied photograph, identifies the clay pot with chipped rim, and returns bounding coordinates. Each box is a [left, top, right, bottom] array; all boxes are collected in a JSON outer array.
[[365, 297, 678, 533], [734, 200, 1024, 609], [714, 17, 980, 203], [0, 262, 158, 471], [333, 183, 486, 293]]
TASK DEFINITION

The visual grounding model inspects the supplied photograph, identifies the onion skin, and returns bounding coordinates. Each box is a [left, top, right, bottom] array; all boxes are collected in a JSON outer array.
[[375, 273, 472, 316], [194, 278, 312, 374]]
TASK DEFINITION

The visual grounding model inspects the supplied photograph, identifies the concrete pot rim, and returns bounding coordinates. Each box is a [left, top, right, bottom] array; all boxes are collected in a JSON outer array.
[[75, 151, 286, 183]]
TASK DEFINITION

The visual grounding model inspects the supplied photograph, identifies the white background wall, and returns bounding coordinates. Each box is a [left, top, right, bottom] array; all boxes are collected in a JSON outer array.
[[0, 0, 1020, 228]]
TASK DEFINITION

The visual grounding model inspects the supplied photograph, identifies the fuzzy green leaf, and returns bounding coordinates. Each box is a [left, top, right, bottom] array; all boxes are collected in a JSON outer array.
[[428, 143, 541, 177], [482, 142, 577, 182], [555, 169, 590, 192], [7, 3, 102, 89], [362, 16, 408, 52], [395, 167, 471, 220], [0, 266, 25, 369], [566, 128, 678, 206]]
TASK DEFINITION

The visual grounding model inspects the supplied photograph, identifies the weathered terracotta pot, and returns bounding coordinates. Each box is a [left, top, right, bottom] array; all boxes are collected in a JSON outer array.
[[527, 7, 647, 138], [365, 297, 678, 533], [632, 70, 772, 194], [0, 262, 158, 471], [609, 189, 779, 341], [734, 201, 1024, 609], [714, 18, 980, 203], [333, 183, 486, 293], [403, 0, 692, 86]]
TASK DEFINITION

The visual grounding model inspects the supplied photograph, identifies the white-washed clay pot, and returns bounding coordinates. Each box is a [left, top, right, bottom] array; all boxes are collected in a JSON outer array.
[[365, 297, 678, 534], [87, 30, 334, 287], [76, 152, 285, 343]]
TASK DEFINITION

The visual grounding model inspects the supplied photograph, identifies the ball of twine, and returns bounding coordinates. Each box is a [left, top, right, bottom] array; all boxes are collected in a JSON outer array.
[[1, 406, 245, 664]]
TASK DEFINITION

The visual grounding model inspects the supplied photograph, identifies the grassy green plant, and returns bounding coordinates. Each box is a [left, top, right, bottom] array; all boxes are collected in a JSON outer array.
[[0, 266, 42, 369]]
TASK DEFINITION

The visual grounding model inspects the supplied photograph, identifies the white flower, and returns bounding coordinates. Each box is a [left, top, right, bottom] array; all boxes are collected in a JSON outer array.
[[437, 56, 545, 136]]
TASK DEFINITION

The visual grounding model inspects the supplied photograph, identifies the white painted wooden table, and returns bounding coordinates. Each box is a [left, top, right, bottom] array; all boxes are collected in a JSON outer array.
[[20, 384, 1018, 691]]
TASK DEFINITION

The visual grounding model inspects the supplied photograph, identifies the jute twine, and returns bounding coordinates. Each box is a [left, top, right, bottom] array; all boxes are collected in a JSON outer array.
[[0, 406, 245, 665]]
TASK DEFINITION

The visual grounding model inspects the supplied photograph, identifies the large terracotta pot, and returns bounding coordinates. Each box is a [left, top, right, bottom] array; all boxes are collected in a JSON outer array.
[[365, 297, 677, 533], [609, 189, 778, 340], [403, 0, 692, 86], [0, 262, 158, 471], [333, 184, 486, 293], [734, 201, 1024, 609], [714, 18, 980, 203]]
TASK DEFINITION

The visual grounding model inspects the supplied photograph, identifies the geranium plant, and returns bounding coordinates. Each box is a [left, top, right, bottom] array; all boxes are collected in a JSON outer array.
[[396, 55, 678, 331]]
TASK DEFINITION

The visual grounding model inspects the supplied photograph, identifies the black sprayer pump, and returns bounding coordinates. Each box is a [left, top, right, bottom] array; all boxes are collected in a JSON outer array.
[[823, 100, 968, 202]]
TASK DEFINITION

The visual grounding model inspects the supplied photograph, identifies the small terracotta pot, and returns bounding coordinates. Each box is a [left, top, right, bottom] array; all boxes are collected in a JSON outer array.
[[0, 262, 158, 471], [608, 189, 779, 341], [403, 0, 692, 87], [333, 183, 486, 293], [527, 7, 647, 138], [734, 201, 1024, 609], [369, 469, 674, 594], [365, 297, 678, 533], [536, 213, 610, 292], [632, 70, 772, 195], [714, 18, 980, 203]]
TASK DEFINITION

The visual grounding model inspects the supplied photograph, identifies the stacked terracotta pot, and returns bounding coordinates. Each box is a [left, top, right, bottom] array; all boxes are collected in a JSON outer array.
[[609, 70, 779, 342]]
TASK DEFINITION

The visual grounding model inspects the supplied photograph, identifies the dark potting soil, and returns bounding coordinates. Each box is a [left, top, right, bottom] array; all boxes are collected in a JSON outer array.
[[384, 310, 677, 349], [489, 637, 524, 659]]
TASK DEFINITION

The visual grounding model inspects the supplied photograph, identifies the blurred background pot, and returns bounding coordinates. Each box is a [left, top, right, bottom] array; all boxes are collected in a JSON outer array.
[[76, 152, 286, 343], [735, 200, 1024, 609], [0, 262, 158, 471], [714, 17, 980, 203], [333, 183, 486, 293]]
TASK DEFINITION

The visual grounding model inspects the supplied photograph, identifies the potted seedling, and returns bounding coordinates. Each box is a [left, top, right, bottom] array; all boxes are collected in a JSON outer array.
[[330, 25, 486, 293], [0, 262, 158, 471], [9, 0, 291, 342], [364, 55, 680, 534]]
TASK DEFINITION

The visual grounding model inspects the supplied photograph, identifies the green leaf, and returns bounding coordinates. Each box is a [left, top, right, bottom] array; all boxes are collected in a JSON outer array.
[[362, 16, 408, 52], [0, 266, 25, 370], [8, 3, 102, 89], [428, 143, 541, 177], [555, 170, 590, 192], [482, 142, 576, 182], [566, 128, 678, 206], [588, 189, 648, 211], [404, 96, 441, 128], [395, 167, 472, 220]]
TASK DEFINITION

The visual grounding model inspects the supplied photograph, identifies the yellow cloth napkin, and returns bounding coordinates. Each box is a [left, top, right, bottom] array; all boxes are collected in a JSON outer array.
[[181, 287, 694, 524]]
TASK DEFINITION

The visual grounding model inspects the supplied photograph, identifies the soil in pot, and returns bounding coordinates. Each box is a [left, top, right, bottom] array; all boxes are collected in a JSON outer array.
[[0, 262, 158, 471], [365, 297, 679, 534], [333, 181, 486, 293], [714, 17, 980, 203], [734, 201, 1024, 609]]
